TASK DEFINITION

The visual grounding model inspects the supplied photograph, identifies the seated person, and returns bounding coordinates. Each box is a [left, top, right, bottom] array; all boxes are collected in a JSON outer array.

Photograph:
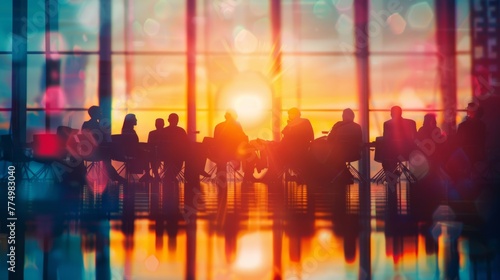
[[456, 102, 486, 165], [327, 108, 363, 174], [81, 106, 126, 184], [382, 106, 417, 175], [263, 107, 314, 179], [212, 110, 254, 180], [147, 118, 165, 180], [417, 113, 446, 167], [279, 107, 314, 168], [119, 113, 150, 181], [160, 113, 188, 180], [121, 113, 139, 141]]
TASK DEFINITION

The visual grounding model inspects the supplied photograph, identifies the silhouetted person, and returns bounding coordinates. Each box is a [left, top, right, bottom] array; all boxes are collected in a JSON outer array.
[[82, 106, 110, 142], [417, 113, 445, 167], [148, 118, 165, 143], [262, 108, 314, 181], [417, 113, 440, 140], [121, 114, 139, 141], [148, 118, 165, 180], [213, 110, 254, 180], [161, 113, 189, 181], [81, 106, 125, 183], [456, 103, 486, 165], [327, 108, 363, 182], [120, 113, 150, 181], [279, 107, 314, 171], [382, 106, 417, 175]]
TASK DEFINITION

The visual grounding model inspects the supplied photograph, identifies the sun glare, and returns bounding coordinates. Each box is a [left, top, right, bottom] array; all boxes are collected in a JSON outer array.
[[218, 72, 272, 128], [232, 94, 265, 124]]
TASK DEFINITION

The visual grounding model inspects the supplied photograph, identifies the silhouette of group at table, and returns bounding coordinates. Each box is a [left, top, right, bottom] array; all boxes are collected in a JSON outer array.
[[6, 102, 490, 189]]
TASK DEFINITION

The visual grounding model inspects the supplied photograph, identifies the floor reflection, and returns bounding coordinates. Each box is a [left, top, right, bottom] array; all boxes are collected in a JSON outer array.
[[1, 170, 500, 280]]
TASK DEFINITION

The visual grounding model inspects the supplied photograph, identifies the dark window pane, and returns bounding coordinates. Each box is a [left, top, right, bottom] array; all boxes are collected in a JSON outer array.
[[0, 111, 10, 135], [0, 1, 12, 52], [26, 0, 46, 52], [0, 55, 12, 107], [27, 111, 45, 142]]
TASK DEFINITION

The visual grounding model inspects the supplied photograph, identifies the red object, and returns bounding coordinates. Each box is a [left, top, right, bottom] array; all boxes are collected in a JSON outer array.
[[32, 134, 64, 159]]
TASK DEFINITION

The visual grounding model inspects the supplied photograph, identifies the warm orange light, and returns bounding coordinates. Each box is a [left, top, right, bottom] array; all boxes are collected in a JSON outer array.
[[217, 72, 272, 129], [232, 94, 265, 125]]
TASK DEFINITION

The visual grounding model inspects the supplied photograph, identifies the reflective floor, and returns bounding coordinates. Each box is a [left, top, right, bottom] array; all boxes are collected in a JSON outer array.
[[1, 166, 500, 280]]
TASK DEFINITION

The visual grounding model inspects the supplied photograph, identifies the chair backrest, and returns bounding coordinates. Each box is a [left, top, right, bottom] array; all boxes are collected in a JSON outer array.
[[374, 136, 414, 162], [340, 139, 362, 163], [111, 134, 139, 161], [310, 136, 332, 164], [374, 136, 386, 163]]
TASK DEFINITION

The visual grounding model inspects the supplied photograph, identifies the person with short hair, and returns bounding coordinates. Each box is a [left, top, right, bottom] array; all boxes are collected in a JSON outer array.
[[456, 102, 486, 164], [326, 108, 363, 182], [147, 118, 165, 180], [81, 105, 126, 184], [160, 113, 189, 181], [279, 107, 314, 168], [382, 106, 417, 175], [211, 110, 254, 180]]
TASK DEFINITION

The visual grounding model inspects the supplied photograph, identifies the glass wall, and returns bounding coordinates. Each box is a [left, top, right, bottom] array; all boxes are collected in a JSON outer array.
[[0, 1, 12, 135], [0, 0, 473, 143]]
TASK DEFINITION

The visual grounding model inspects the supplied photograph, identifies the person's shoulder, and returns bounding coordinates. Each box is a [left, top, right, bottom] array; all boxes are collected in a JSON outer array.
[[234, 121, 244, 130], [405, 118, 416, 124], [214, 121, 224, 129], [331, 121, 342, 129], [383, 119, 391, 129], [300, 118, 313, 126], [353, 122, 362, 130]]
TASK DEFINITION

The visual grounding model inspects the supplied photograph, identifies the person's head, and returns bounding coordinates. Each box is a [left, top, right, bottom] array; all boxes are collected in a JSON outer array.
[[423, 113, 437, 128], [224, 109, 238, 121], [122, 113, 137, 132], [288, 107, 301, 121], [168, 113, 179, 126], [88, 105, 101, 120], [342, 108, 355, 122], [390, 106, 403, 119], [466, 102, 483, 119], [155, 118, 165, 130]]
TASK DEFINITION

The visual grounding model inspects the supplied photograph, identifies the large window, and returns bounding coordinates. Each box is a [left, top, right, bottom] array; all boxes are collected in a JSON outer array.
[[0, 1, 12, 135], [0, 0, 473, 143]]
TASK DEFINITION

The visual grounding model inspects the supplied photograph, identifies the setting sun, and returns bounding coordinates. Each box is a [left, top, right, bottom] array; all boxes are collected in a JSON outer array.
[[232, 94, 265, 124]]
